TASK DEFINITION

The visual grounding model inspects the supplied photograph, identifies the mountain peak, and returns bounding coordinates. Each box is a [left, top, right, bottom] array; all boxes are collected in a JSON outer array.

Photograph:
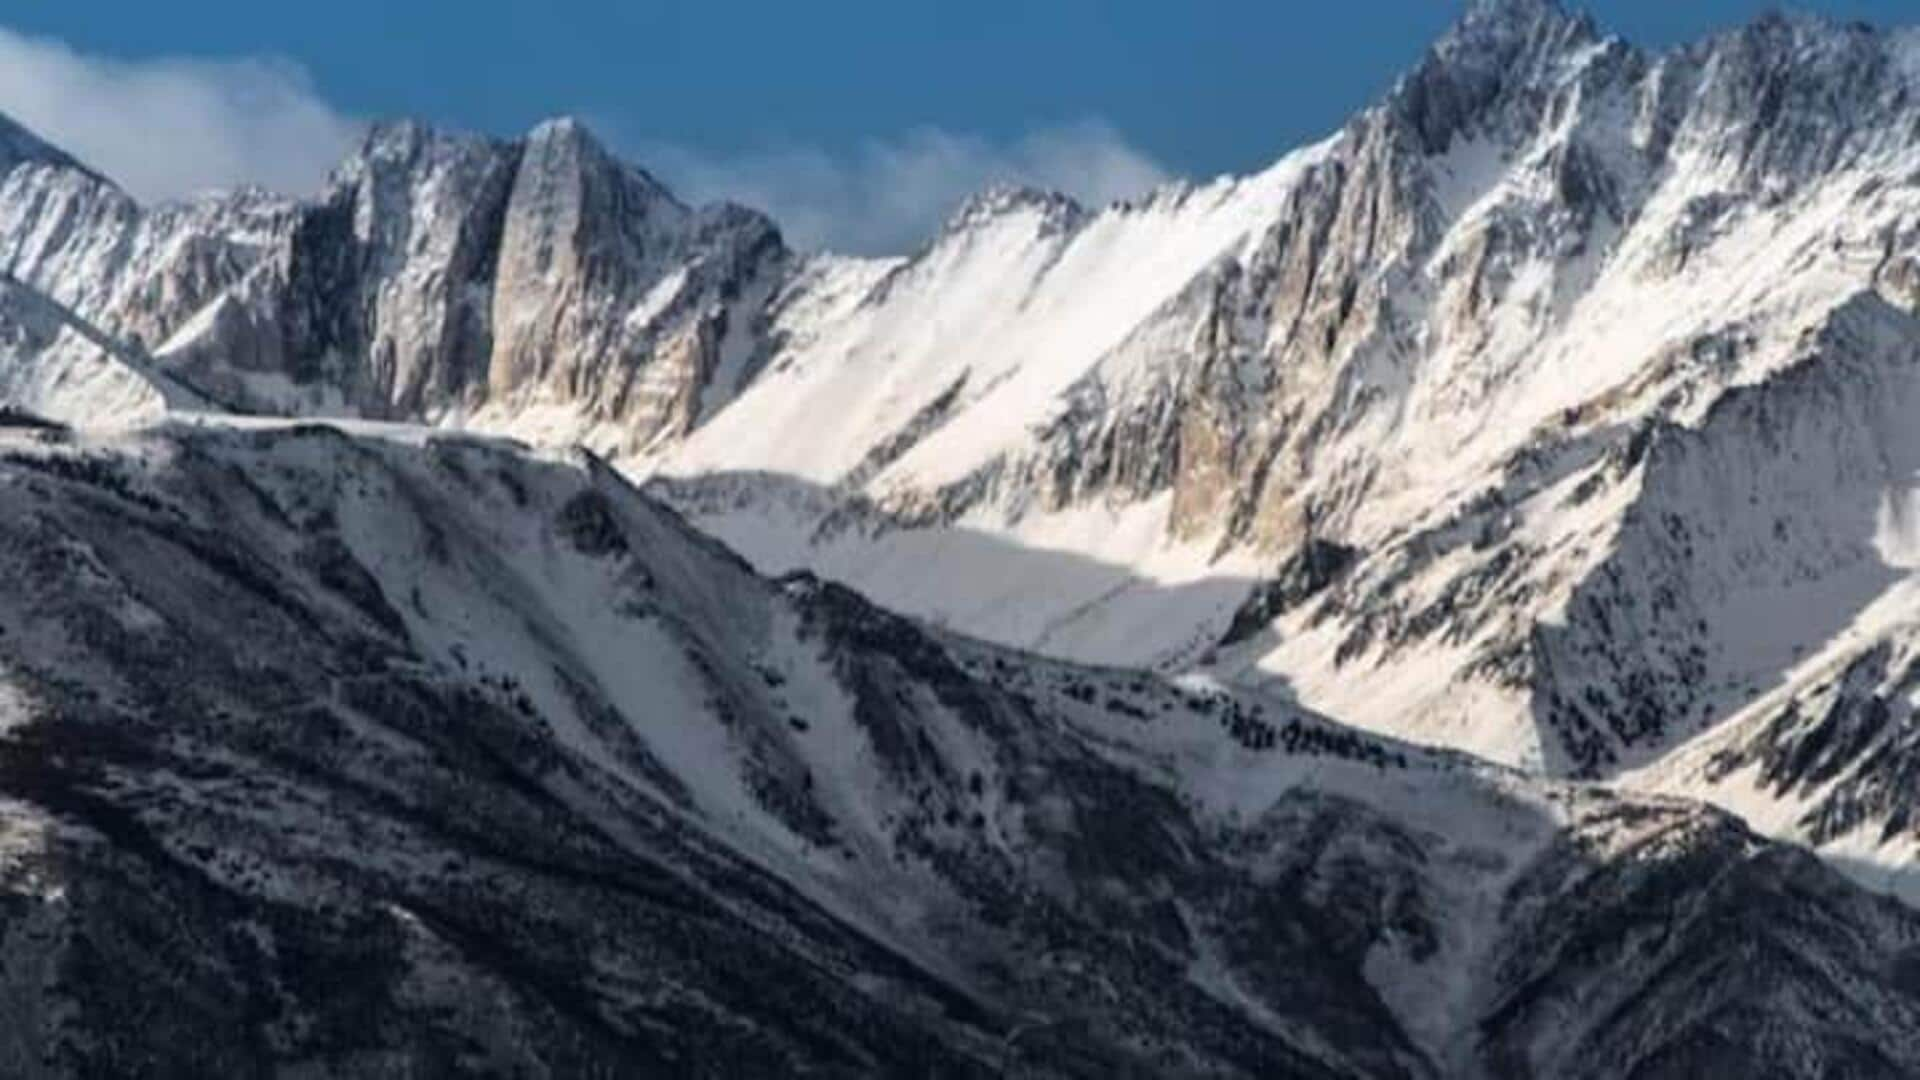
[[938, 183, 1085, 240], [1457, 0, 1569, 27], [1443, 0, 1596, 46], [338, 118, 512, 172], [322, 119, 517, 217], [1438, 0, 1598, 62], [526, 114, 597, 147], [518, 114, 683, 211], [1718, 4, 1895, 55], [1383, 0, 1604, 154], [524, 115, 633, 169]]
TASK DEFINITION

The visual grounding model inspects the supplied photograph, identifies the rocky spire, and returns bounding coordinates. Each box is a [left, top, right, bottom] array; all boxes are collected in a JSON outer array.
[[1389, 0, 1603, 154]]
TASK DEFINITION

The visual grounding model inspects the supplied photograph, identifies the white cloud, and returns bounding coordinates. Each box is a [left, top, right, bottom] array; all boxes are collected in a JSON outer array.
[[631, 122, 1172, 255], [0, 27, 360, 203], [0, 24, 1168, 252]]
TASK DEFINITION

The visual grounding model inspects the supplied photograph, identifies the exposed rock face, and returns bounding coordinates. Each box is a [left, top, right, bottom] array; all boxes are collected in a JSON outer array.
[[483, 119, 786, 446], [12, 3, 1920, 1065], [638, 3, 1920, 816], [2, 420, 1919, 1076], [0, 130, 292, 422], [0, 115, 787, 446], [138, 122, 521, 415]]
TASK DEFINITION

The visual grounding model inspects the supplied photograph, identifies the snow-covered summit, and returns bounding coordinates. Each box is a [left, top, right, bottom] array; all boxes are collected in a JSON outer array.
[[9, 10, 1920, 1069], [936, 183, 1086, 241], [0, 112, 789, 450], [629, 2, 1920, 889], [8, 0, 1920, 951], [1397, 0, 1604, 152]]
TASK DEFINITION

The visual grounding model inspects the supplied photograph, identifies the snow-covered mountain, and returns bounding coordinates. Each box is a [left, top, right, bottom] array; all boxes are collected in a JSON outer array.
[[638, 0, 1920, 883], [9, 0, 1920, 1069], [0, 114, 785, 448], [645, 2, 1920, 715], [629, 2, 1920, 889], [5, 416, 1920, 1076]]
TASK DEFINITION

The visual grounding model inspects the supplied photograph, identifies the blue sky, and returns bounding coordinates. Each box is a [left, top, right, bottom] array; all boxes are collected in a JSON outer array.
[[0, 1, 1913, 251]]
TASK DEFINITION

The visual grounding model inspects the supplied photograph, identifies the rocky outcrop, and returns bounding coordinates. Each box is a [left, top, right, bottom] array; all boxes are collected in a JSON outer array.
[[0, 115, 788, 446], [641, 2, 1920, 819], [482, 119, 786, 445], [2, 419, 1920, 1076], [14, 2, 1920, 1022]]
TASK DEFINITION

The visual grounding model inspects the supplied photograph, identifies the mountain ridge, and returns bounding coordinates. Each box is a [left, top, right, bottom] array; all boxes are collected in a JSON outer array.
[[2, 416, 1918, 1075], [8, 4, 1920, 1069], [9, 0, 1920, 805]]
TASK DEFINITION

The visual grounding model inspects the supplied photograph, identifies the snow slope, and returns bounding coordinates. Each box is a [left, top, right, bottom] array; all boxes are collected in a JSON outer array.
[[2, 415, 1919, 1076], [624, 5, 1920, 693], [9, 2, 1920, 1066], [635, 2, 1920, 894]]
